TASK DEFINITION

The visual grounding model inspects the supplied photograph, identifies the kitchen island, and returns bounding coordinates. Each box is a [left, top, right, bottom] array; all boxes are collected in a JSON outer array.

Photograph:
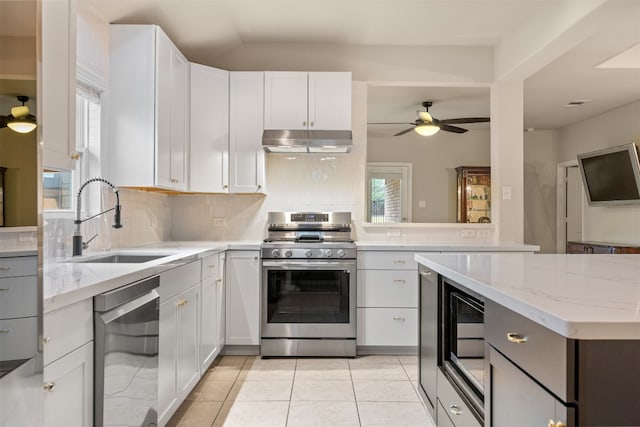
[[415, 253, 640, 427]]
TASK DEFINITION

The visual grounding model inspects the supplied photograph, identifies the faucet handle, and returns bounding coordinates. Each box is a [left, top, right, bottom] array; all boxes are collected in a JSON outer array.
[[82, 234, 98, 250]]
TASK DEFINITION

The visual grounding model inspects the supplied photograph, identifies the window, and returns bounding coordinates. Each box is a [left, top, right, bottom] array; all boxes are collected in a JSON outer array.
[[43, 84, 102, 213], [366, 163, 412, 223]]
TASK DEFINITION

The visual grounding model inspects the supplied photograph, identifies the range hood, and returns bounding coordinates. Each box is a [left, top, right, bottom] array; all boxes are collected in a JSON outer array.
[[262, 129, 353, 153]]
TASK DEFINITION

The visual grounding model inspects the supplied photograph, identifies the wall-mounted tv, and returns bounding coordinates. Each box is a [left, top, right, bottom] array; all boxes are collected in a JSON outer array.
[[577, 143, 640, 206]]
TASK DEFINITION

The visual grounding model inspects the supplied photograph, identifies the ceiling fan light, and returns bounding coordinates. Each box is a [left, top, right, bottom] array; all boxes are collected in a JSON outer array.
[[6, 115, 37, 133], [414, 124, 440, 136]]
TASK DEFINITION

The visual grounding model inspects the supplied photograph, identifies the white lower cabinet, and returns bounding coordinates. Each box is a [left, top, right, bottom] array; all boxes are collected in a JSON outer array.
[[158, 261, 202, 426], [43, 299, 94, 427], [199, 252, 225, 373], [225, 250, 260, 346], [356, 251, 419, 348], [43, 342, 93, 427]]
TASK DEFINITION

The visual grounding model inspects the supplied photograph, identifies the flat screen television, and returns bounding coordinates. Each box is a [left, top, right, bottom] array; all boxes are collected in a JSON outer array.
[[577, 143, 640, 206]]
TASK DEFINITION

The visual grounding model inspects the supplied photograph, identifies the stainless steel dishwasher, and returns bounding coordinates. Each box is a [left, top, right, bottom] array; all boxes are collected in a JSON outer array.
[[94, 275, 160, 427]]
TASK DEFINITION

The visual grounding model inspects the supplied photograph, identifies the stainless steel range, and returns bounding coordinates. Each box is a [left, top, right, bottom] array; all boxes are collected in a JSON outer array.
[[261, 212, 356, 357]]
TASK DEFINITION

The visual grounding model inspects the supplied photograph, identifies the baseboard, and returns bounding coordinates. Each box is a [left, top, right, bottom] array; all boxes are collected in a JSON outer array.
[[221, 345, 261, 356], [357, 345, 417, 355]]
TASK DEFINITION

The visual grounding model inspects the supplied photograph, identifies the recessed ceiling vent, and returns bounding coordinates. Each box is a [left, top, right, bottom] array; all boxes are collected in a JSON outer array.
[[564, 99, 592, 107]]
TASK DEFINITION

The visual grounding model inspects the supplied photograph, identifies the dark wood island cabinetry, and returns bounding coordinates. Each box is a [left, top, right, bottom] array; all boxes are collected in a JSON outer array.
[[567, 241, 640, 254]]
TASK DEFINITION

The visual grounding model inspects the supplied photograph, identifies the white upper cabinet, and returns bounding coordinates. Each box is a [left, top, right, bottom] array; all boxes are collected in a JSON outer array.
[[189, 64, 229, 193], [229, 72, 265, 194], [107, 25, 188, 191], [264, 71, 351, 131], [42, 0, 77, 170]]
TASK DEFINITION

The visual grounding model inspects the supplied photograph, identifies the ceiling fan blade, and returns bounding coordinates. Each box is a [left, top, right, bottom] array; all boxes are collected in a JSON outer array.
[[368, 122, 417, 125], [438, 117, 490, 125], [393, 127, 416, 136], [440, 124, 468, 134]]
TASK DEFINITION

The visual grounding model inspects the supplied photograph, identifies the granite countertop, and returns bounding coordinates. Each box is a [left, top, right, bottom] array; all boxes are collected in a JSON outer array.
[[43, 241, 261, 313], [415, 253, 640, 340], [356, 241, 540, 252]]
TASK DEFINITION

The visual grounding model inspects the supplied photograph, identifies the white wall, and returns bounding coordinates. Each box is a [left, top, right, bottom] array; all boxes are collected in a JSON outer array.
[[523, 130, 558, 253], [367, 130, 490, 223], [557, 100, 640, 244]]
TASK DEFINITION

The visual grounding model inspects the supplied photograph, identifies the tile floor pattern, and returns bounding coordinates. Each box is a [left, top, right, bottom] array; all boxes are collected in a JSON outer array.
[[167, 355, 436, 427]]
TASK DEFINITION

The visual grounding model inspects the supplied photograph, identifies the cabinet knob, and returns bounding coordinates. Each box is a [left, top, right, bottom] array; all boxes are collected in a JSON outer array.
[[0, 266, 10, 271], [309, 121, 314, 127], [42, 337, 51, 345], [70, 153, 80, 160], [303, 121, 307, 126], [223, 185, 228, 189], [506, 332, 527, 344], [549, 421, 566, 427], [43, 382, 55, 392], [177, 299, 188, 307], [449, 405, 463, 416], [216, 279, 222, 283]]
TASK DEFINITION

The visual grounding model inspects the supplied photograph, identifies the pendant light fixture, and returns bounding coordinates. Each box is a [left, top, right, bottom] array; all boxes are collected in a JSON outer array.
[[0, 96, 37, 134]]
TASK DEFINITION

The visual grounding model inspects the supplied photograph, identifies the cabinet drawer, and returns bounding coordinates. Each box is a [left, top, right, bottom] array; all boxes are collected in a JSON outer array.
[[0, 276, 38, 319], [44, 299, 93, 366], [160, 260, 201, 302], [0, 256, 37, 278], [485, 300, 572, 401], [436, 400, 457, 427], [201, 253, 220, 280], [0, 317, 38, 361], [357, 251, 418, 270], [437, 370, 482, 427], [356, 308, 417, 346], [357, 270, 417, 308]]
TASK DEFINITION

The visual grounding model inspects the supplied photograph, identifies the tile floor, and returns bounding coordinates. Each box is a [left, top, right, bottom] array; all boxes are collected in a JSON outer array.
[[167, 355, 436, 427]]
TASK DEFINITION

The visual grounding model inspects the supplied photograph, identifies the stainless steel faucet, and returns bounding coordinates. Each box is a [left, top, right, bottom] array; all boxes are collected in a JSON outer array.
[[73, 177, 123, 256]]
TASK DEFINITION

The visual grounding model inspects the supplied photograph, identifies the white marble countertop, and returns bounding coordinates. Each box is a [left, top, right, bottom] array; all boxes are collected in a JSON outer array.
[[415, 253, 640, 340], [43, 241, 261, 313], [357, 241, 539, 252]]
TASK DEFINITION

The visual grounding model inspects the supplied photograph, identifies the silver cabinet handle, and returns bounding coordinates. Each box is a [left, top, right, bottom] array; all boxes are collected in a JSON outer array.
[[0, 288, 8, 291], [392, 259, 406, 264], [392, 316, 405, 321], [507, 332, 527, 344], [303, 121, 307, 127], [0, 266, 10, 271], [420, 271, 433, 277], [0, 329, 9, 334], [208, 264, 216, 269], [449, 405, 462, 416], [393, 279, 406, 283], [43, 382, 55, 392], [216, 279, 222, 283], [309, 121, 314, 127]]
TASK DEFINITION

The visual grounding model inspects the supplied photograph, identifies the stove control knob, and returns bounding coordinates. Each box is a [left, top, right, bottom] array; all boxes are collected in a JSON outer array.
[[305, 249, 313, 258], [271, 249, 280, 258], [337, 250, 345, 258], [325, 249, 333, 257], [284, 249, 293, 258]]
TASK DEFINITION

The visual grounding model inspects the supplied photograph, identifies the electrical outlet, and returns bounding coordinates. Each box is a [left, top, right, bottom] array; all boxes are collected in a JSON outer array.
[[461, 230, 476, 238], [18, 233, 34, 243], [212, 218, 226, 226], [418, 200, 426, 208], [478, 230, 491, 238]]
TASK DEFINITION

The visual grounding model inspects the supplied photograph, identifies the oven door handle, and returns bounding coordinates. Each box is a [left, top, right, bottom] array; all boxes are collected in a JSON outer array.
[[262, 260, 354, 269]]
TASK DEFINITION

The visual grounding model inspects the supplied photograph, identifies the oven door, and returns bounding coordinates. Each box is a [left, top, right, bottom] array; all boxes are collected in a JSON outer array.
[[261, 260, 356, 339]]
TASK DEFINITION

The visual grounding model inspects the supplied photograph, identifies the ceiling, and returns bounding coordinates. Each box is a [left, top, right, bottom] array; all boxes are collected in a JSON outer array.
[[3, 0, 639, 131]]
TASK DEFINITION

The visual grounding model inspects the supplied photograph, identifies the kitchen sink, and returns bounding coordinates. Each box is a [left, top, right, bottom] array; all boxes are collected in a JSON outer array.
[[74, 254, 173, 264]]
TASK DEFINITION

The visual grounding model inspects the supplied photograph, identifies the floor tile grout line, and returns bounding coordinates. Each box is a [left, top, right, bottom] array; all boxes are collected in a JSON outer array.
[[284, 357, 298, 427], [349, 356, 364, 426]]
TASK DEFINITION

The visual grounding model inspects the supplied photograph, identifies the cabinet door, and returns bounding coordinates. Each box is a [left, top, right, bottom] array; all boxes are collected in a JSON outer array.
[[229, 72, 265, 193], [44, 342, 93, 427], [200, 275, 218, 372], [177, 284, 200, 399], [216, 252, 226, 349], [42, 0, 77, 170], [225, 251, 260, 345], [189, 64, 230, 193], [155, 28, 173, 189], [489, 346, 569, 427], [158, 296, 178, 425], [419, 268, 438, 418], [170, 48, 188, 191], [308, 72, 352, 130], [263, 71, 308, 130]]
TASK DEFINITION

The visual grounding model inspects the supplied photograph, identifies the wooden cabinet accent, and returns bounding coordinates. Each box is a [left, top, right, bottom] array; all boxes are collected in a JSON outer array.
[[567, 241, 640, 254], [456, 166, 491, 224]]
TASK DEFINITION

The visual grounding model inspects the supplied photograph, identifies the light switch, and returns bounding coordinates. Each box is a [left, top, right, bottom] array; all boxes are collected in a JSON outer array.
[[418, 200, 426, 208], [502, 186, 512, 200]]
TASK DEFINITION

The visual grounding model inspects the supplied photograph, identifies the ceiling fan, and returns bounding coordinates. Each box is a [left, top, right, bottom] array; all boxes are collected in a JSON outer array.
[[370, 101, 490, 137]]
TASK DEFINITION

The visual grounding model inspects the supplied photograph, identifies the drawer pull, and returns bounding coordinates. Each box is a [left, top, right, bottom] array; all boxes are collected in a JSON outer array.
[[43, 382, 55, 392], [549, 421, 566, 427], [0, 288, 8, 291], [392, 259, 406, 264], [393, 279, 406, 283], [208, 264, 216, 269], [42, 337, 51, 345], [216, 279, 222, 283], [177, 299, 189, 307], [0, 329, 9, 334], [419, 271, 433, 277], [392, 316, 406, 321], [0, 267, 10, 271], [507, 332, 527, 344], [449, 405, 463, 416]]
